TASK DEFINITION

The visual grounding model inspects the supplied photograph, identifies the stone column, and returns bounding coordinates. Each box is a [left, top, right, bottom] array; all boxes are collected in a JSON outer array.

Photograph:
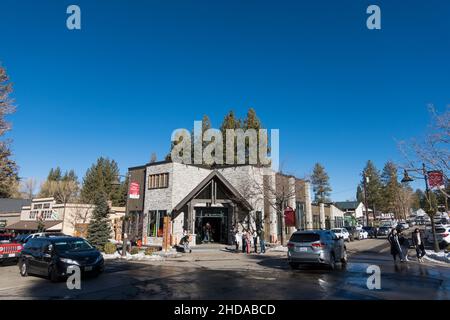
[[319, 203, 326, 230], [329, 205, 335, 229], [288, 177, 296, 236], [304, 181, 313, 230]]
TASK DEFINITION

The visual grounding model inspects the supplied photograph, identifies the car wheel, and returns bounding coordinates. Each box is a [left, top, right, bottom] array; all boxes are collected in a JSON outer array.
[[289, 262, 299, 269], [341, 249, 348, 265], [329, 253, 336, 270], [19, 260, 28, 277], [49, 266, 61, 283]]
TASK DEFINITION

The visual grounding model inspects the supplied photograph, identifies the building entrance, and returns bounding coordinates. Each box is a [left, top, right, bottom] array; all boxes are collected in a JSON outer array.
[[194, 207, 229, 244]]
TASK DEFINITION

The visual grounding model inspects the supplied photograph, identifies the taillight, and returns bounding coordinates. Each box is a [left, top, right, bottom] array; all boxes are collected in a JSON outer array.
[[442, 233, 449, 237], [287, 242, 294, 249], [311, 242, 326, 248]]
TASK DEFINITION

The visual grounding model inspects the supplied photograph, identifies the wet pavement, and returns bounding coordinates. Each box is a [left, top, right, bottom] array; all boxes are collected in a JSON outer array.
[[0, 239, 448, 300]]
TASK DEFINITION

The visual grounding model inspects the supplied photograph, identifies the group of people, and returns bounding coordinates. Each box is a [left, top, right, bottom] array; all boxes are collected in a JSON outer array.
[[234, 227, 266, 254], [388, 227, 426, 263]]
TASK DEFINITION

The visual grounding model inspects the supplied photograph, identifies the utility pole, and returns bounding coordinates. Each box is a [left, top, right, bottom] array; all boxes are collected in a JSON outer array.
[[363, 172, 370, 226]]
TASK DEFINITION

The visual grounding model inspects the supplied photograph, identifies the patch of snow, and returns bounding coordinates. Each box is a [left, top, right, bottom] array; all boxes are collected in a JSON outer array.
[[268, 245, 287, 252], [102, 251, 164, 261], [424, 250, 450, 264]]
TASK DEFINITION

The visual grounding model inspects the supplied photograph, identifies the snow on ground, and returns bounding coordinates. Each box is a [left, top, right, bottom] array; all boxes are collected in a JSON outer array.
[[268, 245, 288, 252], [102, 251, 164, 261], [424, 250, 450, 264]]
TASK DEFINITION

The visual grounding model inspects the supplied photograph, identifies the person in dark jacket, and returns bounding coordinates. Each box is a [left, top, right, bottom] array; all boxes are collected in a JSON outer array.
[[388, 228, 403, 263], [412, 228, 426, 262]]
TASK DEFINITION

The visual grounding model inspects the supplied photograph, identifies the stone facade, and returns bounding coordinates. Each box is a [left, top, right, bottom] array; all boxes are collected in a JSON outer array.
[[133, 162, 315, 246]]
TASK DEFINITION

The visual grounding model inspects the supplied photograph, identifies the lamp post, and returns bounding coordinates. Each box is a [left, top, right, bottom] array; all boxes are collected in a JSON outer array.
[[401, 163, 440, 252], [111, 173, 130, 257]]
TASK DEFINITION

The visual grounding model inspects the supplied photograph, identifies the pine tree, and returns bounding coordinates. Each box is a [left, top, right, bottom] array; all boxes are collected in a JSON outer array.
[[81, 157, 121, 205], [311, 163, 332, 203], [361, 160, 383, 213], [220, 110, 242, 164], [356, 185, 364, 203], [87, 192, 112, 250], [380, 161, 401, 216], [0, 65, 19, 198]]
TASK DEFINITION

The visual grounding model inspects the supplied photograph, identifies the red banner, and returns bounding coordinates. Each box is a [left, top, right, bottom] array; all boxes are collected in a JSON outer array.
[[428, 171, 445, 190], [129, 182, 140, 199], [284, 207, 296, 227]]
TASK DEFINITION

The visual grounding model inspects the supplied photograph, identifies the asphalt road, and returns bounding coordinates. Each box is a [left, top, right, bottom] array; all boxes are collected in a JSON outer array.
[[0, 238, 448, 300]]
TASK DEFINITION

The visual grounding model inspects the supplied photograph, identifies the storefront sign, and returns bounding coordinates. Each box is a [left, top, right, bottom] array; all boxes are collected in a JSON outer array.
[[284, 207, 296, 227], [129, 182, 140, 199]]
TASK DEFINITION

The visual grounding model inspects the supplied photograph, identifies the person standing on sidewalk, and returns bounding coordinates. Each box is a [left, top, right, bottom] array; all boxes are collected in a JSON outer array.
[[258, 228, 266, 254], [412, 228, 426, 262], [398, 230, 410, 262], [242, 230, 247, 253], [235, 230, 241, 252], [253, 230, 258, 253]]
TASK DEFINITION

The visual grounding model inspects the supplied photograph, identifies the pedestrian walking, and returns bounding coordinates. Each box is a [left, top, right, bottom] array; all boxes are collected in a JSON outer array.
[[253, 230, 258, 253], [388, 228, 403, 263], [258, 228, 266, 254], [235, 230, 241, 252], [242, 230, 247, 253], [398, 231, 410, 262], [412, 228, 426, 262], [246, 232, 251, 254]]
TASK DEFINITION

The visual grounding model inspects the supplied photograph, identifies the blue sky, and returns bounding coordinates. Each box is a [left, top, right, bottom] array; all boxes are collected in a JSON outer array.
[[1, 0, 449, 200]]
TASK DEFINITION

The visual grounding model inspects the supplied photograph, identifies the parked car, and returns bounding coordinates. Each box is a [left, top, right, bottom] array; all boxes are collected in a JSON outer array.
[[377, 226, 391, 237], [362, 226, 377, 238], [434, 226, 450, 248], [287, 230, 347, 270], [344, 226, 361, 241], [19, 237, 104, 282], [0, 233, 23, 264], [13, 234, 30, 244], [331, 228, 350, 242], [21, 232, 69, 244], [397, 222, 409, 231], [358, 229, 369, 239]]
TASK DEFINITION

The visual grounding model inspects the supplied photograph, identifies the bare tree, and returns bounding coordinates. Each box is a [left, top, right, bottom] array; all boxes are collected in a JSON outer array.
[[399, 105, 449, 199], [21, 177, 37, 199]]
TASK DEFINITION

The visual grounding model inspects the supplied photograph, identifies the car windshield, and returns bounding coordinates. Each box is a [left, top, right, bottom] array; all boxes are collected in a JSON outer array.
[[53, 239, 93, 252], [435, 228, 446, 233], [290, 233, 320, 243], [0, 235, 12, 241]]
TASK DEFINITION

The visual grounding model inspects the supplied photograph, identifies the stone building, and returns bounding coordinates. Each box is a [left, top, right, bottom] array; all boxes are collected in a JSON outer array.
[[126, 161, 316, 246]]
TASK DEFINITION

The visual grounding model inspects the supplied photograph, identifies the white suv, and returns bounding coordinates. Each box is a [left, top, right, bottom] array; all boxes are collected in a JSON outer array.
[[331, 228, 350, 242]]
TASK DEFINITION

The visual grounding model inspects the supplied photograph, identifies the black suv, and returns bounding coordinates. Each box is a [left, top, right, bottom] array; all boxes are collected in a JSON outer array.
[[19, 237, 104, 282]]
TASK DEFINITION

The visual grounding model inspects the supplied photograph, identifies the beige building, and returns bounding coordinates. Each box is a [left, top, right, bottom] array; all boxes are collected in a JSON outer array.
[[311, 203, 345, 229], [6, 197, 125, 240]]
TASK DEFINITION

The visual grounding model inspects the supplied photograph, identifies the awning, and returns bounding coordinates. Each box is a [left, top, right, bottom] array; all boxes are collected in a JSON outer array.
[[5, 220, 63, 231]]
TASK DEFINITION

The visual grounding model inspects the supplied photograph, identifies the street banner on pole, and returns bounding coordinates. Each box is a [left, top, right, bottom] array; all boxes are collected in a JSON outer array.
[[427, 171, 445, 190], [284, 207, 296, 227], [129, 182, 140, 199]]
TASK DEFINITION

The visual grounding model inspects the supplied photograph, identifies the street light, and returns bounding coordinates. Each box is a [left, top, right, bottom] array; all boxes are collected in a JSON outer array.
[[111, 173, 130, 257], [400, 163, 440, 252]]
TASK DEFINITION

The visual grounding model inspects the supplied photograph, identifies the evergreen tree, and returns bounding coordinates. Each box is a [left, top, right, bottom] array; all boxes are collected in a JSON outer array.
[[81, 157, 121, 205], [87, 192, 112, 250], [0, 65, 19, 198], [361, 160, 383, 212], [220, 110, 242, 164], [356, 185, 364, 203], [311, 163, 332, 203], [39, 167, 79, 200], [380, 161, 401, 215]]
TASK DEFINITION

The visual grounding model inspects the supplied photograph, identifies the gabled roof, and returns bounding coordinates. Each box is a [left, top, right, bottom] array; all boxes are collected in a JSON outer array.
[[334, 201, 360, 210], [173, 170, 253, 212], [0, 198, 31, 214]]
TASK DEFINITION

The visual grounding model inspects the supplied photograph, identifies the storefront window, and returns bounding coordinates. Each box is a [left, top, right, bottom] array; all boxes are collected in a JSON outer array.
[[148, 210, 167, 237]]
